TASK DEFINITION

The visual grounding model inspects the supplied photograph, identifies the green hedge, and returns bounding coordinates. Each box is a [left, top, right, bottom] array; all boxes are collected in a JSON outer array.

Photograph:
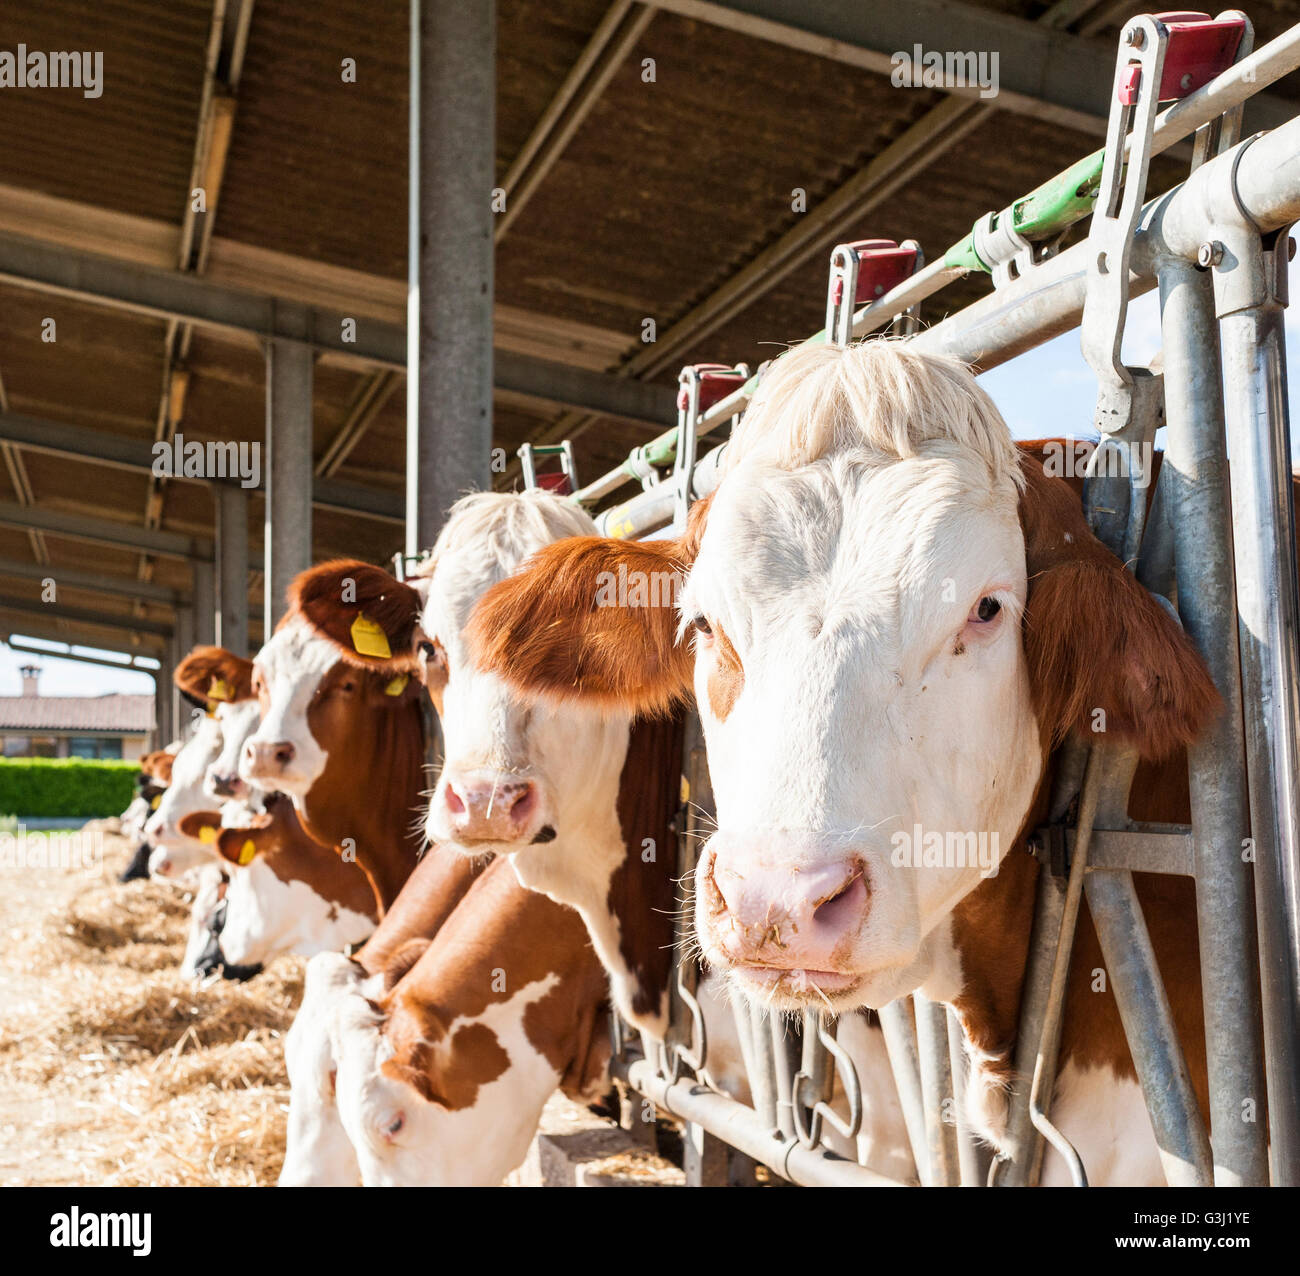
[[0, 758, 140, 819]]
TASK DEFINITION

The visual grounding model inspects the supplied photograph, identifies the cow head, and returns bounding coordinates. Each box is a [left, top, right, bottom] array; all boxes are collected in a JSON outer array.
[[469, 341, 1219, 1012], [143, 712, 225, 878], [172, 645, 259, 801], [284, 491, 629, 861]]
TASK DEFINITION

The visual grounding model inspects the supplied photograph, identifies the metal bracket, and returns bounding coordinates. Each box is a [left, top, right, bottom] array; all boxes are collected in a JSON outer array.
[[517, 440, 577, 495], [673, 363, 747, 527], [824, 239, 920, 346]]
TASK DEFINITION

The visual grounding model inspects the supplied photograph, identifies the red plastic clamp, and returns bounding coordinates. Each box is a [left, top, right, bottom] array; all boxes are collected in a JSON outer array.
[[1153, 11, 1246, 102], [677, 363, 747, 413], [828, 239, 920, 308]]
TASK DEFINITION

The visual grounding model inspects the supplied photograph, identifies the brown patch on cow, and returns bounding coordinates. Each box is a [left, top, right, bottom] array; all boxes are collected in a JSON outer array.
[[174, 645, 255, 704], [289, 559, 422, 675], [381, 1020, 511, 1110], [706, 623, 744, 721], [467, 496, 714, 716], [605, 710, 687, 1022], [1016, 451, 1220, 760], [290, 657, 427, 914], [378, 858, 608, 1110]]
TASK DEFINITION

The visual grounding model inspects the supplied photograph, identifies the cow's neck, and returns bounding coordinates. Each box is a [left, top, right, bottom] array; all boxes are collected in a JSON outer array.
[[300, 701, 426, 914], [510, 713, 685, 1041]]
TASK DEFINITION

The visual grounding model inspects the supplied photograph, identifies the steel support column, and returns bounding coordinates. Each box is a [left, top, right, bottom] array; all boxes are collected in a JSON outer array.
[[1215, 231, 1300, 1186], [216, 484, 249, 658], [1158, 255, 1268, 1186], [265, 339, 314, 630], [406, 0, 495, 552], [192, 559, 216, 647], [153, 657, 172, 749], [171, 605, 195, 742]]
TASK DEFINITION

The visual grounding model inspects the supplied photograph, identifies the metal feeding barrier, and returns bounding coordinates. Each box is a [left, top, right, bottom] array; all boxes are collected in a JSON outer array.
[[520, 11, 1300, 1187]]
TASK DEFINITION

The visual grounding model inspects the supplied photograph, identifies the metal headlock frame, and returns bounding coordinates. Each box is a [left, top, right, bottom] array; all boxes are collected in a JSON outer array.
[[538, 12, 1300, 1188]]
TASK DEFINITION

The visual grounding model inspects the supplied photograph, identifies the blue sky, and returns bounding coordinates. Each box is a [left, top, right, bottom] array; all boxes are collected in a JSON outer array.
[[6, 261, 1298, 702]]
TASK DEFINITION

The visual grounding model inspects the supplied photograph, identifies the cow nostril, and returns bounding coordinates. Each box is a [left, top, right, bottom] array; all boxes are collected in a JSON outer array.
[[813, 872, 867, 927], [445, 786, 465, 815], [274, 743, 295, 766], [507, 783, 536, 822]]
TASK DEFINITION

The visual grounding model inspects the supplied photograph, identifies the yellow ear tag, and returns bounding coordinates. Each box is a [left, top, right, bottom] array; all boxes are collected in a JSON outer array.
[[208, 677, 232, 702], [238, 840, 256, 866], [350, 613, 392, 660], [384, 674, 409, 696], [150, 795, 161, 810], [198, 825, 217, 845]]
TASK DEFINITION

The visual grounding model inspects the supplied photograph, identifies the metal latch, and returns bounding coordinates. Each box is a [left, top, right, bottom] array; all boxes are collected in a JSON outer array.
[[824, 239, 921, 346]]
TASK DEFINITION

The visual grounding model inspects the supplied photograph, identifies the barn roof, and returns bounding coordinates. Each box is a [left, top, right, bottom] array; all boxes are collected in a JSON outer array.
[[0, 692, 154, 733]]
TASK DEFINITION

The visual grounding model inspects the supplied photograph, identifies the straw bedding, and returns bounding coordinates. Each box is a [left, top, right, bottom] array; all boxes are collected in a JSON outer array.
[[0, 832, 303, 1186]]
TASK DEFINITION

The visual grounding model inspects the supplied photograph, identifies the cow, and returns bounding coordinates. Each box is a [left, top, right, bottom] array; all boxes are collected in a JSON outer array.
[[284, 490, 672, 1034], [237, 611, 429, 915], [119, 750, 175, 881], [466, 339, 1240, 1185], [277, 840, 488, 1185], [177, 791, 377, 972], [143, 648, 261, 881], [285, 858, 613, 1186]]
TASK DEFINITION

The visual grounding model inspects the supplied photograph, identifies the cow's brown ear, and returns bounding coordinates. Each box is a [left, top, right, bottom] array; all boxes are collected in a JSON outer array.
[[1018, 458, 1220, 759], [214, 826, 268, 866], [175, 646, 255, 704], [467, 528, 699, 716], [179, 809, 224, 847], [290, 560, 422, 673]]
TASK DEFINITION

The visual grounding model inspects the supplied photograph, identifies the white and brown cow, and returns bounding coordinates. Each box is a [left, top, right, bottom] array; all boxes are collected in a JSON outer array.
[[468, 340, 1238, 1185], [287, 858, 612, 1186], [179, 791, 377, 971], [238, 613, 428, 915], [281, 491, 660, 1025]]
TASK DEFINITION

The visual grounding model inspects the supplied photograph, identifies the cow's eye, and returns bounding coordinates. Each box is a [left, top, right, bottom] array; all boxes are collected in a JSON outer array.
[[341, 680, 356, 693], [972, 596, 1001, 624], [383, 1112, 405, 1140], [690, 616, 713, 638], [419, 640, 446, 670]]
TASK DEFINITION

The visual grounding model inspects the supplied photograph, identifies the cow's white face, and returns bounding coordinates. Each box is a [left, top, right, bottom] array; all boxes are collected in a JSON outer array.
[[686, 447, 1041, 1012], [144, 714, 225, 875], [203, 698, 262, 801], [240, 622, 342, 797], [421, 541, 630, 858]]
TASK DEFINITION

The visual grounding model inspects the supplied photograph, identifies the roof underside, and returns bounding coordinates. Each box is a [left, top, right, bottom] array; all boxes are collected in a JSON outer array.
[[0, 0, 1296, 659]]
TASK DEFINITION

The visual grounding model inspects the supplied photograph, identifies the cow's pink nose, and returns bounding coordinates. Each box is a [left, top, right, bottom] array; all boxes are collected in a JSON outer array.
[[243, 740, 295, 776], [442, 773, 539, 844], [704, 850, 869, 972]]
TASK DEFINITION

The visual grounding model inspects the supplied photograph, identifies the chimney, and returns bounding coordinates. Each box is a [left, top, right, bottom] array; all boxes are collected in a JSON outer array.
[[19, 664, 40, 697]]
